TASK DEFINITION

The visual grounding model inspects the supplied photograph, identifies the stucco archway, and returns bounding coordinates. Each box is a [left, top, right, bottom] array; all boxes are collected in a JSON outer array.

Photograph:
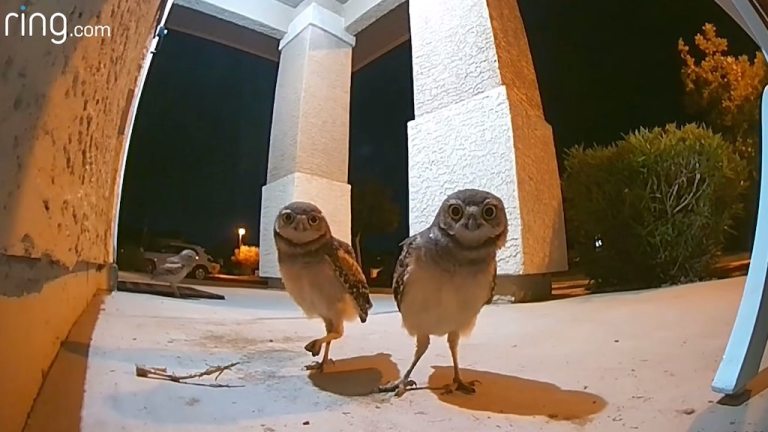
[[0, 0, 166, 430]]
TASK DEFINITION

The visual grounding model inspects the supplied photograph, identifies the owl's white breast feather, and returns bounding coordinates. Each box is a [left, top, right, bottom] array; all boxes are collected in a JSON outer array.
[[399, 259, 494, 337], [279, 259, 358, 322]]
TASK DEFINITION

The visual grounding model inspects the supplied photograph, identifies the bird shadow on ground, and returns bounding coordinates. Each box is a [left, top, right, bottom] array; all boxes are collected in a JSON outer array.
[[307, 352, 400, 396], [427, 366, 607, 424]]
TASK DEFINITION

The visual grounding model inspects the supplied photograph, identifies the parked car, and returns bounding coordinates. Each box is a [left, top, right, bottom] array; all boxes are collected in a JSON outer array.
[[143, 242, 219, 280]]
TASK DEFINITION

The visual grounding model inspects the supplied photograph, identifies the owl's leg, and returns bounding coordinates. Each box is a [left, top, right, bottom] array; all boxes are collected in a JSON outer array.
[[444, 331, 479, 395], [319, 317, 339, 367], [379, 334, 430, 397], [170, 282, 181, 298], [304, 319, 341, 372]]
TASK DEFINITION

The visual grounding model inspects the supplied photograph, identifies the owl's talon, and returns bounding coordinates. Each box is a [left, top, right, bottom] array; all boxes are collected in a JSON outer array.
[[304, 340, 322, 357], [378, 379, 417, 397], [453, 377, 479, 395], [304, 361, 324, 372], [377, 381, 397, 393]]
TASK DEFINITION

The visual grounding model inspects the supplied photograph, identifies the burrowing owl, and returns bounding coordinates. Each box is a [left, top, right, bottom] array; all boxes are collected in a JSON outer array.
[[274, 201, 373, 372], [151, 249, 198, 298], [380, 189, 508, 396]]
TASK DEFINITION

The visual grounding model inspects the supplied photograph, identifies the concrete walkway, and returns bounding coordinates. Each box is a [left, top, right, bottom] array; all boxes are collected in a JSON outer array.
[[25, 277, 768, 431]]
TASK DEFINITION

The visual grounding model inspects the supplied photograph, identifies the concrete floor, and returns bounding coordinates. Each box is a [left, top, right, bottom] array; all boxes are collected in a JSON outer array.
[[25, 277, 768, 431]]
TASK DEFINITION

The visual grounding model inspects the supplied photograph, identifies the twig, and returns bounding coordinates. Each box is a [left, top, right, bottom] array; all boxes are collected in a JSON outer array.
[[135, 361, 243, 387], [141, 377, 244, 388]]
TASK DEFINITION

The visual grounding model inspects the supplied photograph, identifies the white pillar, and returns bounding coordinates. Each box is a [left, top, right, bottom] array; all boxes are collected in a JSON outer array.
[[407, 0, 567, 299], [259, 3, 355, 278]]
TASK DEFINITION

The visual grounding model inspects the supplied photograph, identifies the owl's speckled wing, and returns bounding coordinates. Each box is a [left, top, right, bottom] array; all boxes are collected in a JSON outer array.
[[336, 239, 357, 262], [393, 233, 420, 312], [152, 261, 187, 282], [325, 237, 373, 323]]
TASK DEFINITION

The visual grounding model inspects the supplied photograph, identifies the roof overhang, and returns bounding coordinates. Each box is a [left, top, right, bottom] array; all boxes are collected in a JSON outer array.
[[166, 0, 410, 70]]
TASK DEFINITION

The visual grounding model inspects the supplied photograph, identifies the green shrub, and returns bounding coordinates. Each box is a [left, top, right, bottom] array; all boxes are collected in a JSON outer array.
[[563, 123, 748, 290]]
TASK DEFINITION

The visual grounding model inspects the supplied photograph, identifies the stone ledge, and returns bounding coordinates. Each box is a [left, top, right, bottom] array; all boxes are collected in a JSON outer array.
[[494, 273, 553, 303]]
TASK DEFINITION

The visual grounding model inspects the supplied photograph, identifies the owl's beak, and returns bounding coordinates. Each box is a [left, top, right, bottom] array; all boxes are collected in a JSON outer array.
[[466, 214, 480, 231]]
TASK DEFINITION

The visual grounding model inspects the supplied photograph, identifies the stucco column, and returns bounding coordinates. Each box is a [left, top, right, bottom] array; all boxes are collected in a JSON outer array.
[[259, 3, 354, 279], [407, 0, 567, 300]]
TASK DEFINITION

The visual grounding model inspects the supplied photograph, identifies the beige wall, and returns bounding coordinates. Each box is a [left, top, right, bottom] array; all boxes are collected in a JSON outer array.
[[0, 0, 161, 430]]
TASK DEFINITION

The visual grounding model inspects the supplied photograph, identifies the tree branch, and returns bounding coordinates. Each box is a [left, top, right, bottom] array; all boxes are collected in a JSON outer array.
[[135, 361, 243, 387]]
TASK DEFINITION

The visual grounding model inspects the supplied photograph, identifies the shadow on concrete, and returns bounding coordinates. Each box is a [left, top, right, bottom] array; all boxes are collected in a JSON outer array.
[[717, 367, 768, 406], [23, 292, 106, 432], [686, 368, 768, 431], [105, 372, 331, 425], [308, 352, 400, 396], [427, 366, 607, 424], [116, 280, 225, 300]]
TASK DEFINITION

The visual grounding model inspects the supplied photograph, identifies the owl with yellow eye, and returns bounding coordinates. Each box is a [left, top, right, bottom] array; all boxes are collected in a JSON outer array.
[[273, 201, 373, 372]]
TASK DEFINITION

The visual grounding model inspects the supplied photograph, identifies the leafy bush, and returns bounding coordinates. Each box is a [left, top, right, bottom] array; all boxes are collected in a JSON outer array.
[[679, 23, 764, 251], [563, 123, 748, 290], [232, 245, 260, 275], [678, 23, 766, 165]]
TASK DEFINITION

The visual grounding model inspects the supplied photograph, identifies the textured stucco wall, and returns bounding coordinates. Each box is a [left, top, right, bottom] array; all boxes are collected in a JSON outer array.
[[409, 0, 501, 117], [0, 0, 160, 430], [407, 0, 567, 277], [408, 86, 524, 273], [260, 15, 354, 278], [266, 26, 352, 185], [487, 0, 567, 273]]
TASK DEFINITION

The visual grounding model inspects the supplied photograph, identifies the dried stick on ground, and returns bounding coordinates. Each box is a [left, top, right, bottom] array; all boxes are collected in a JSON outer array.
[[135, 361, 244, 387]]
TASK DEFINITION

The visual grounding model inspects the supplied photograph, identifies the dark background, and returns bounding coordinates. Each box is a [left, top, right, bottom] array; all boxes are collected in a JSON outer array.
[[117, 0, 759, 266]]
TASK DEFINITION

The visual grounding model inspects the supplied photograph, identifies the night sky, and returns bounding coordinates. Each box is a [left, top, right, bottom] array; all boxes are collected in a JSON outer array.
[[117, 0, 759, 260], [518, 0, 758, 151]]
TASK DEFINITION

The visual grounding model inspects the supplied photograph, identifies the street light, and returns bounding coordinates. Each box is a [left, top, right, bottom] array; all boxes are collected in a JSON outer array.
[[238, 227, 246, 248]]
